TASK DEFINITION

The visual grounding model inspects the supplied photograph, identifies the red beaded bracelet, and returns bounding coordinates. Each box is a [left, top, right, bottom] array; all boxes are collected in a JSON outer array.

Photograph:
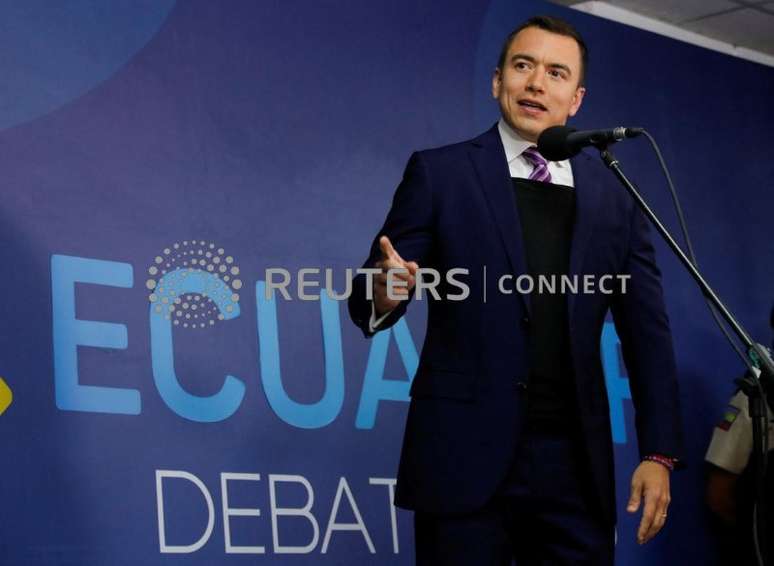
[[643, 454, 675, 471]]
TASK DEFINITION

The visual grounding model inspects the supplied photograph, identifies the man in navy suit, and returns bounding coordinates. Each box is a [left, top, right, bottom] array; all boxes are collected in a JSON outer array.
[[349, 15, 682, 565]]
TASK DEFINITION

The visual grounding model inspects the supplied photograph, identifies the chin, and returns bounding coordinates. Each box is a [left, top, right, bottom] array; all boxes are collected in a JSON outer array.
[[514, 123, 540, 141]]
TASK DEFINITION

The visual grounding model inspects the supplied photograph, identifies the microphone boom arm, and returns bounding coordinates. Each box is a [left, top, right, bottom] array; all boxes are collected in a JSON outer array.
[[599, 147, 774, 383]]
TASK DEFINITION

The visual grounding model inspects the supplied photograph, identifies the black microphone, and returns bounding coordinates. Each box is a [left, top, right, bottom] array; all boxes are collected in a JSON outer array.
[[537, 125, 644, 161]]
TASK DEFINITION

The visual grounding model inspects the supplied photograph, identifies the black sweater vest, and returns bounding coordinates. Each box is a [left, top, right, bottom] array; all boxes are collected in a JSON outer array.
[[511, 178, 578, 429]]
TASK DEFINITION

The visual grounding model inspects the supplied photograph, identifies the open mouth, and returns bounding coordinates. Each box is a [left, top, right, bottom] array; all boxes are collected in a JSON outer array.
[[517, 99, 547, 112]]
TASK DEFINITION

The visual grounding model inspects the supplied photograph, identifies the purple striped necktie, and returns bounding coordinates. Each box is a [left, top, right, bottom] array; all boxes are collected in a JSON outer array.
[[521, 146, 552, 183]]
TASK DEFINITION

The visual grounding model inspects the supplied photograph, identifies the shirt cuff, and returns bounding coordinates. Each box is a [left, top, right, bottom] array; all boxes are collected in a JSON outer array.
[[369, 302, 394, 333]]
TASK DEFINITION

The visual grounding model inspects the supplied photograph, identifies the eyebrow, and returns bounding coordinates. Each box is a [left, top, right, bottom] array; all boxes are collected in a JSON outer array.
[[510, 53, 572, 76]]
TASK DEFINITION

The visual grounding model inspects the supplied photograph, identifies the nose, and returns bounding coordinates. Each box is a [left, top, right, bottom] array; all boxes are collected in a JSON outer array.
[[526, 66, 545, 93]]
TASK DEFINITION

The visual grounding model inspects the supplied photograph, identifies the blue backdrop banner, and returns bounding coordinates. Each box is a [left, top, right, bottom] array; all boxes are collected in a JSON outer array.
[[0, 1, 772, 564]]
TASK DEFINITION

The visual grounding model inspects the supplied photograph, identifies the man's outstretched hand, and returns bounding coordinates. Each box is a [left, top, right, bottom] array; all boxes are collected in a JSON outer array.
[[373, 236, 418, 317], [627, 461, 671, 545]]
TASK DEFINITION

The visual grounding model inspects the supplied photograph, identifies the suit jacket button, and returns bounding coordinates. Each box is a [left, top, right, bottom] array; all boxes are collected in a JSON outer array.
[[521, 316, 530, 328], [515, 381, 528, 391]]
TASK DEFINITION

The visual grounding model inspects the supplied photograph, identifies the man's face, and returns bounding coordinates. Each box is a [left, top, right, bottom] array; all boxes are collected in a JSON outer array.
[[492, 26, 586, 143]]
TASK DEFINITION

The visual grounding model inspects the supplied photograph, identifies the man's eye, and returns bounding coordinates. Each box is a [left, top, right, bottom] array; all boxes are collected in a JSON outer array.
[[515, 62, 530, 70], [548, 69, 566, 79]]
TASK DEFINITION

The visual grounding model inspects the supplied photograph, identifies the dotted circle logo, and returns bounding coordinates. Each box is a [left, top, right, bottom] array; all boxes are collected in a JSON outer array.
[[146, 241, 242, 330]]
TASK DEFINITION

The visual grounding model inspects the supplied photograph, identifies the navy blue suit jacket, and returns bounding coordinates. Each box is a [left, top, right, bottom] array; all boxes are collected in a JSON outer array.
[[348, 124, 683, 524]]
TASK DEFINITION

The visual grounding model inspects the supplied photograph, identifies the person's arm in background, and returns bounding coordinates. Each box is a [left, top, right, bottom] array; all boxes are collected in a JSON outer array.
[[706, 465, 740, 524], [705, 390, 753, 524], [349, 151, 435, 337]]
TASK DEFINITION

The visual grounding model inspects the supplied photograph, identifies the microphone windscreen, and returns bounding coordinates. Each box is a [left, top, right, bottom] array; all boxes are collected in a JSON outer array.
[[537, 125, 578, 161]]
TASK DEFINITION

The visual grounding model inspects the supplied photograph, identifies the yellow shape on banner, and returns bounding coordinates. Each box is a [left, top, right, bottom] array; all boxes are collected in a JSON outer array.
[[0, 378, 12, 415]]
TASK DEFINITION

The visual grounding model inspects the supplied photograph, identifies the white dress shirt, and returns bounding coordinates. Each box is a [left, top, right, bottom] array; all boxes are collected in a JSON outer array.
[[497, 118, 574, 187], [368, 120, 575, 331]]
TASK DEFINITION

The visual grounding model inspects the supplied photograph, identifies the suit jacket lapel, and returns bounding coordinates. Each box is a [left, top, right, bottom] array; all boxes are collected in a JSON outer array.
[[469, 124, 531, 316], [468, 127, 602, 319], [567, 150, 602, 317]]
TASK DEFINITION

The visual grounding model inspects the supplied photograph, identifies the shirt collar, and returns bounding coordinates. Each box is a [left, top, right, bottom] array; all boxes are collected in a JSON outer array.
[[497, 118, 567, 168]]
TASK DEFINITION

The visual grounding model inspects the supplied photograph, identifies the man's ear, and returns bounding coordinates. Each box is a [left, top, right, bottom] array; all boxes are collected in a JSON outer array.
[[568, 86, 586, 117], [491, 68, 502, 99]]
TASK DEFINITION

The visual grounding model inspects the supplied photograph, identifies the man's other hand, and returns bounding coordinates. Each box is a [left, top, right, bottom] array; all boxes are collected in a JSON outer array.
[[627, 460, 671, 545]]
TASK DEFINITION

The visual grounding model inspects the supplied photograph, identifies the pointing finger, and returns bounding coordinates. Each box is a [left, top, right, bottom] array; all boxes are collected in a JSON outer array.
[[379, 236, 402, 263]]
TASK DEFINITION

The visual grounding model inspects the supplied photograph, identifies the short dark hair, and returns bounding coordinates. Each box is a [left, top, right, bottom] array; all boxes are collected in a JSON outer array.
[[496, 15, 589, 87]]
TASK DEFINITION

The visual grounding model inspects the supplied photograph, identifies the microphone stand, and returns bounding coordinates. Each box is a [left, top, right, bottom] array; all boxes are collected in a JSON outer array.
[[598, 146, 774, 564]]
